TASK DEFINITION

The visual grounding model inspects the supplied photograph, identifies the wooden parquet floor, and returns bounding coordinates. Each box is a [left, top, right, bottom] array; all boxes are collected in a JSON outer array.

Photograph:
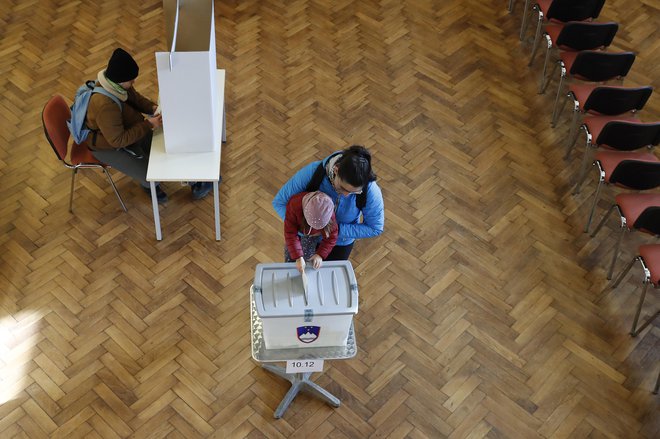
[[1, 0, 659, 437]]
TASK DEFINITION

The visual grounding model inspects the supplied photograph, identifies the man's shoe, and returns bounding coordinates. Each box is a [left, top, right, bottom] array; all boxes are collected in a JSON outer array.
[[143, 184, 168, 204], [191, 182, 213, 200], [121, 145, 144, 159]]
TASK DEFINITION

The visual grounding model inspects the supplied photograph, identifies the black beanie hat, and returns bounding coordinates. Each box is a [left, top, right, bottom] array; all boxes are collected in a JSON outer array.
[[105, 48, 139, 83]]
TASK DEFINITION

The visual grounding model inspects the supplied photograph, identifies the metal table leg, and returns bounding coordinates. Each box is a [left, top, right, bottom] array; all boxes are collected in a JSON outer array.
[[222, 101, 226, 143], [150, 181, 162, 240], [213, 180, 221, 240], [261, 364, 340, 419]]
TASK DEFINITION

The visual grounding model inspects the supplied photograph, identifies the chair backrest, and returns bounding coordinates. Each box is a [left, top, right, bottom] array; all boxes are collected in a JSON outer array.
[[610, 160, 660, 190], [597, 121, 660, 150], [556, 22, 618, 51], [570, 51, 636, 82], [547, 0, 606, 22], [584, 86, 653, 115], [633, 206, 660, 236], [42, 95, 71, 162]]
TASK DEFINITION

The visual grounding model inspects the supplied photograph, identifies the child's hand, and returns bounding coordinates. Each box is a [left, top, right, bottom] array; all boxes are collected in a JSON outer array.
[[296, 257, 306, 273], [310, 254, 322, 269]]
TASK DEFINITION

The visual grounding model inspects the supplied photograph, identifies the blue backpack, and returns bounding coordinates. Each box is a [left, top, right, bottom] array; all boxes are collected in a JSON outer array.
[[67, 80, 122, 144]]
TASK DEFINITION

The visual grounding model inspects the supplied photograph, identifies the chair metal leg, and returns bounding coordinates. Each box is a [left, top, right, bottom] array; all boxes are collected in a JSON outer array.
[[551, 64, 567, 127], [529, 12, 543, 62], [574, 148, 597, 196], [508, 0, 515, 13], [611, 255, 638, 288], [654, 368, 660, 394], [573, 128, 593, 185], [598, 254, 638, 303], [537, 38, 552, 92], [102, 168, 127, 212], [630, 283, 659, 336], [565, 114, 585, 159], [69, 169, 78, 213], [519, 0, 531, 40], [607, 227, 627, 280], [584, 164, 605, 233], [591, 204, 617, 238], [540, 58, 559, 95]]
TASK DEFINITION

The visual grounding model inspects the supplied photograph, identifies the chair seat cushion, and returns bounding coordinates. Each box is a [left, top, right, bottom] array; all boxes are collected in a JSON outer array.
[[71, 142, 102, 166], [559, 50, 579, 72], [615, 193, 660, 230], [594, 150, 659, 180], [570, 84, 598, 111], [639, 244, 660, 286], [545, 23, 564, 45], [538, 0, 554, 16]]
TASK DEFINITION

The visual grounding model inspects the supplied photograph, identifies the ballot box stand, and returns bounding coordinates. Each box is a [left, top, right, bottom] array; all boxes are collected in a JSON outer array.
[[250, 286, 357, 419]]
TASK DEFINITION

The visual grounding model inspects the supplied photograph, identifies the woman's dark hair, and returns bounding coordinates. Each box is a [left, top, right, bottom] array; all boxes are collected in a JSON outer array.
[[336, 145, 377, 188]]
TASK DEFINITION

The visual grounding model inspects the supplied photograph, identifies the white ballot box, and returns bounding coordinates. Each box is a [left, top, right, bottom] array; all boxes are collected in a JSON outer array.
[[253, 261, 359, 349]]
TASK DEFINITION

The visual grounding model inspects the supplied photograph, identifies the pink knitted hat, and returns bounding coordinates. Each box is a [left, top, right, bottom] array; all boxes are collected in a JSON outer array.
[[302, 192, 334, 229]]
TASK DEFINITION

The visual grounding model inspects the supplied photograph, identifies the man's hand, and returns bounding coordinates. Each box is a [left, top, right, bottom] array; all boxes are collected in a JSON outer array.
[[147, 114, 163, 129]]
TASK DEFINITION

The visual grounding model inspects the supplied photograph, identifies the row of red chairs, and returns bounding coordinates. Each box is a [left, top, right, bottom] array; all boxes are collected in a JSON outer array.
[[510, 0, 659, 394]]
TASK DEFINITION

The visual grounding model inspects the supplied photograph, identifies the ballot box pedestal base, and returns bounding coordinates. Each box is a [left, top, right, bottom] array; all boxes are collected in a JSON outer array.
[[250, 286, 357, 419], [261, 365, 340, 419]]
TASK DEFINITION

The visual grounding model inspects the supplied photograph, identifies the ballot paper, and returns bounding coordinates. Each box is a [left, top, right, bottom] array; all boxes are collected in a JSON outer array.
[[301, 267, 309, 304]]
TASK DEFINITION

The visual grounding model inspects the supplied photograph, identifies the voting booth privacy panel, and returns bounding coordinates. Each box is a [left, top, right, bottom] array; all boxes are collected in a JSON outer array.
[[156, 0, 220, 153], [253, 262, 359, 349]]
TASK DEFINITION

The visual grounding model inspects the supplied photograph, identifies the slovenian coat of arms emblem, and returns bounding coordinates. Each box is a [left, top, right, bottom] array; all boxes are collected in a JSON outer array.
[[297, 326, 321, 343]]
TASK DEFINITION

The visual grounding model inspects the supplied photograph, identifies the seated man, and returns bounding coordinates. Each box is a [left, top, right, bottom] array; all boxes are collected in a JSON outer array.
[[85, 48, 212, 203]]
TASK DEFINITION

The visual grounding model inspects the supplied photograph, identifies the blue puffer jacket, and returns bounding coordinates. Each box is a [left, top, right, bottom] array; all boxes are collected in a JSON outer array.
[[273, 153, 385, 247]]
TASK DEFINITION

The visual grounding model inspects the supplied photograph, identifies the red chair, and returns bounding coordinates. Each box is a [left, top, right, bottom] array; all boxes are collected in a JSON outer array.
[[591, 194, 660, 279], [520, 0, 605, 42], [559, 85, 653, 148], [550, 51, 636, 126], [572, 119, 660, 185], [580, 151, 660, 231], [532, 21, 618, 88], [42, 95, 127, 212]]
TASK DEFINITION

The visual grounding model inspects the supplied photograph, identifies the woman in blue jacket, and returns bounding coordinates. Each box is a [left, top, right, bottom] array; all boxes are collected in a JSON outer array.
[[273, 145, 385, 260]]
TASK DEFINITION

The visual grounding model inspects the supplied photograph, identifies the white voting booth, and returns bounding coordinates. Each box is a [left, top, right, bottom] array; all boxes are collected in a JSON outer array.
[[155, 0, 220, 153], [146, 0, 225, 241], [251, 261, 359, 419]]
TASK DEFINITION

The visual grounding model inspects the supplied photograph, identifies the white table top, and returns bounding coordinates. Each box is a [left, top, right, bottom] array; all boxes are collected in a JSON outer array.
[[146, 69, 224, 182], [147, 130, 221, 181]]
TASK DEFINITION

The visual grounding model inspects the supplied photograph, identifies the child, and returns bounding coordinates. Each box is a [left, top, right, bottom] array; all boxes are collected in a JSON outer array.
[[284, 191, 338, 272]]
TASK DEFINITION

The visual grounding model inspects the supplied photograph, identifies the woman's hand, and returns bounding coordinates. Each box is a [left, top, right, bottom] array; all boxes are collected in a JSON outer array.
[[309, 254, 322, 269], [296, 257, 306, 273]]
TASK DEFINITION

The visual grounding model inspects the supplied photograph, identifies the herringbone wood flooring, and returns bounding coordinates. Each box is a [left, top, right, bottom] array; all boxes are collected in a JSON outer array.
[[1, 0, 659, 437]]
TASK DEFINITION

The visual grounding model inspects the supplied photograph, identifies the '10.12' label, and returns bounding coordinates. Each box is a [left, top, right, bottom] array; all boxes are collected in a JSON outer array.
[[286, 359, 324, 373]]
